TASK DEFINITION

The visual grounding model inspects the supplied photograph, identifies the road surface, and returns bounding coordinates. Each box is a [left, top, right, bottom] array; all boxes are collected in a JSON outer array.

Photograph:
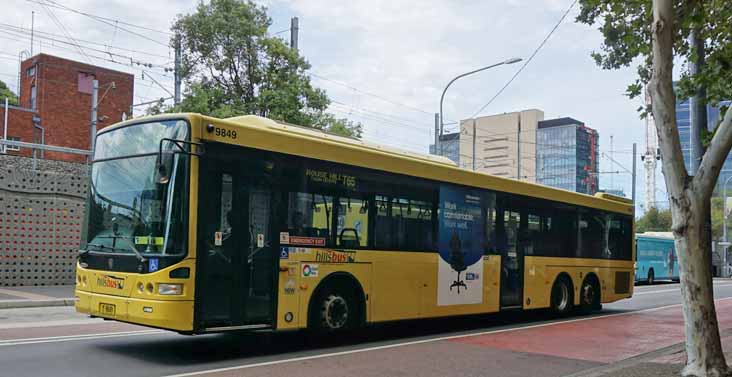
[[1, 281, 732, 377]]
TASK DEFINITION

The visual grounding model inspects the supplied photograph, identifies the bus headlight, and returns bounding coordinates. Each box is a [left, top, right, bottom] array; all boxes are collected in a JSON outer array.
[[157, 283, 183, 295]]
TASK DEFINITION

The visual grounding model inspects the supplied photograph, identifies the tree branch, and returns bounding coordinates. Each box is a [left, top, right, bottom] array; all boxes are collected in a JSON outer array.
[[694, 108, 732, 199]]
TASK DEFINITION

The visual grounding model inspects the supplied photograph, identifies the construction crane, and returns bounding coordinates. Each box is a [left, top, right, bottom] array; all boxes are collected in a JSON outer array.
[[642, 86, 660, 210]]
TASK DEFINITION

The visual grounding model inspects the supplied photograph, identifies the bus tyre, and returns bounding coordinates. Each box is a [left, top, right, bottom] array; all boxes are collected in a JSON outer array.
[[579, 277, 601, 313], [314, 288, 356, 332], [647, 269, 655, 285], [550, 276, 573, 316]]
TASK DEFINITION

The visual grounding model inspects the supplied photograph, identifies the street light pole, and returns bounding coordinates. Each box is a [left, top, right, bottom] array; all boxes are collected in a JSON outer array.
[[438, 57, 522, 156]]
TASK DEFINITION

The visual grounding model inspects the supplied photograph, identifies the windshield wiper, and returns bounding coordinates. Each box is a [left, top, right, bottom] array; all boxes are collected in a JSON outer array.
[[88, 236, 147, 262], [123, 242, 147, 262], [79, 243, 107, 256]]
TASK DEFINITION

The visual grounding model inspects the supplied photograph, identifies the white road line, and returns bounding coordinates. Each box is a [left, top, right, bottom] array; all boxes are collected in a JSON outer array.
[[634, 283, 732, 295], [0, 330, 164, 347], [0, 319, 105, 330], [161, 297, 732, 377]]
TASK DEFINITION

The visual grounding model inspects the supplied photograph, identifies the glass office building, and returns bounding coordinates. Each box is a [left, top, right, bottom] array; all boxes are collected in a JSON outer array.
[[429, 132, 460, 165], [536, 118, 599, 195], [675, 84, 732, 194]]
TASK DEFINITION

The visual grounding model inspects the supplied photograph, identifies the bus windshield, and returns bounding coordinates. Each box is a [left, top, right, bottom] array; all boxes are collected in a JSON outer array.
[[85, 119, 189, 256]]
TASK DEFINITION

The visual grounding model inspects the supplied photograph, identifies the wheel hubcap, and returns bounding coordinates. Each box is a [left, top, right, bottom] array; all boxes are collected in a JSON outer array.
[[557, 284, 569, 311], [583, 284, 594, 305], [322, 295, 348, 329]]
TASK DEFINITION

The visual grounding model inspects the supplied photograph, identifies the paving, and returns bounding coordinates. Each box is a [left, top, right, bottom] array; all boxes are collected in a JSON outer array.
[[0, 284, 76, 309]]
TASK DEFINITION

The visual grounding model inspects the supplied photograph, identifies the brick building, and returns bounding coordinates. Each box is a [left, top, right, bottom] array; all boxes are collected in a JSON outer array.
[[1, 54, 134, 162]]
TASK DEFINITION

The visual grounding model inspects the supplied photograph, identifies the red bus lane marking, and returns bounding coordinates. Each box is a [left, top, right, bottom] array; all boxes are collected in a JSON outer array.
[[451, 298, 732, 363]]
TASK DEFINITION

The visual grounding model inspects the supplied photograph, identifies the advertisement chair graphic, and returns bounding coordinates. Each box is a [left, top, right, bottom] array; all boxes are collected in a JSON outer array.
[[448, 230, 468, 293]]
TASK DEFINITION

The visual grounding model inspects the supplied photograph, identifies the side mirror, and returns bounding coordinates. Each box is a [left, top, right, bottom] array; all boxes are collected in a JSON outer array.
[[155, 138, 205, 184]]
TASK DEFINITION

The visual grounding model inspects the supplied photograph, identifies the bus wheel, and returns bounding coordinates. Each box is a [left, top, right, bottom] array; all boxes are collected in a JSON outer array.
[[550, 276, 573, 315], [647, 269, 655, 285], [314, 288, 356, 331], [579, 277, 601, 313]]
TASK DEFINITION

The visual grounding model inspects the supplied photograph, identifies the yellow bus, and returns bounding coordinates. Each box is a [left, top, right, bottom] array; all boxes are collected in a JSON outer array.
[[75, 113, 634, 334]]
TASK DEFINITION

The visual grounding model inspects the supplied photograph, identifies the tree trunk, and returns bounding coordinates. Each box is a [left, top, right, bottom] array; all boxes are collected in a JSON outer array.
[[674, 193, 729, 377], [650, 0, 732, 375]]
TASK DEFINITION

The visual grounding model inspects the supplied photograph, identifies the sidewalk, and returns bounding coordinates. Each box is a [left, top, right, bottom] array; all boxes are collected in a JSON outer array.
[[579, 329, 732, 377], [0, 285, 76, 309]]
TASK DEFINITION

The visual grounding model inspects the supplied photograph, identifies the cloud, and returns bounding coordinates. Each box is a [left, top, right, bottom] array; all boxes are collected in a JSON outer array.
[[0, 0, 652, 205]]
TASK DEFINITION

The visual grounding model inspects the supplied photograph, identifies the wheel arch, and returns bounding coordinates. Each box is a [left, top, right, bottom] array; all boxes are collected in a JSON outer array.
[[307, 271, 367, 328], [550, 272, 574, 314], [554, 272, 574, 290]]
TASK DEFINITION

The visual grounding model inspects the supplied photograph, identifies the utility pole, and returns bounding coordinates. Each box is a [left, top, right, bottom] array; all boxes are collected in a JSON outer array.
[[290, 17, 299, 51], [632, 142, 637, 208], [90, 79, 98, 152], [174, 33, 181, 105], [516, 112, 522, 180], [472, 118, 477, 171], [30, 11, 34, 56], [610, 135, 614, 190], [689, 26, 714, 274], [433, 113, 439, 155], [689, 29, 707, 174]]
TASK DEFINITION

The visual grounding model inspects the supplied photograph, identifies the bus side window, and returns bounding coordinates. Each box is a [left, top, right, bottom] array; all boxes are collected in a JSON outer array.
[[484, 207, 499, 255], [374, 195, 392, 249], [336, 196, 369, 248], [287, 192, 334, 247]]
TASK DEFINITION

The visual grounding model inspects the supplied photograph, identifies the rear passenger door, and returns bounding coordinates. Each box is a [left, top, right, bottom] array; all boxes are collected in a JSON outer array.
[[498, 207, 524, 308]]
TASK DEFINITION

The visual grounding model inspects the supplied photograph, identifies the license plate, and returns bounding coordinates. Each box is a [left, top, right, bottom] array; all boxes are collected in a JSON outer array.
[[100, 303, 116, 316]]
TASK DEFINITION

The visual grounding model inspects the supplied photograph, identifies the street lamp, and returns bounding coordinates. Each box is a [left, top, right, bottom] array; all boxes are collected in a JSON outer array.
[[438, 58, 522, 155], [722, 174, 732, 277]]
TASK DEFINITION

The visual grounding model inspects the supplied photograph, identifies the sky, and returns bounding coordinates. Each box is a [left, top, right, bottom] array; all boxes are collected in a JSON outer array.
[[0, 0, 668, 213]]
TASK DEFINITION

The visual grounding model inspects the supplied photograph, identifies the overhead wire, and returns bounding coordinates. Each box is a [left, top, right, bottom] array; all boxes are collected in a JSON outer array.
[[0, 22, 170, 59], [25, 0, 173, 36], [38, 0, 92, 64], [470, 0, 578, 118], [27, 0, 170, 47], [0, 26, 172, 69]]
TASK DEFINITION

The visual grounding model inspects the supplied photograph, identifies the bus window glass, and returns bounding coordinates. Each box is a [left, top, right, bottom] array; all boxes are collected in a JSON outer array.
[[374, 195, 434, 251], [374, 195, 391, 249], [287, 192, 333, 246], [579, 212, 605, 258], [484, 195, 498, 255], [608, 214, 632, 260], [504, 210, 520, 254], [219, 173, 233, 237], [336, 197, 368, 248]]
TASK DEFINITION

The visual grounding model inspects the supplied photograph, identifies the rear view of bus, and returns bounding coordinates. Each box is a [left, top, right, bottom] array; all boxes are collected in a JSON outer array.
[[75, 118, 197, 332], [635, 233, 678, 284]]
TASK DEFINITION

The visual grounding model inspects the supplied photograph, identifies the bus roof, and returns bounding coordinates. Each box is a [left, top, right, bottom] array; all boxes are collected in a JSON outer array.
[[225, 115, 459, 167], [637, 232, 674, 240], [106, 113, 634, 215]]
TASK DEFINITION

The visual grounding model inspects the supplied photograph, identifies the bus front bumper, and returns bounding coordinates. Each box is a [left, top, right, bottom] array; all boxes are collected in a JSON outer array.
[[76, 290, 194, 332]]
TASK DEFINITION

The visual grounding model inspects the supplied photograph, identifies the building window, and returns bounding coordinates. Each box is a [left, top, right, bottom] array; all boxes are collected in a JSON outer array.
[[5, 136, 21, 151], [78, 72, 95, 94], [26, 67, 35, 77], [30, 85, 36, 109]]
